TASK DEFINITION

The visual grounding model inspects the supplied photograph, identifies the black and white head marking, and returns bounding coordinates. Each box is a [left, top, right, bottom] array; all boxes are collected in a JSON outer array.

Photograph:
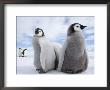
[[19, 48, 21, 50], [67, 23, 87, 36], [35, 28, 45, 37]]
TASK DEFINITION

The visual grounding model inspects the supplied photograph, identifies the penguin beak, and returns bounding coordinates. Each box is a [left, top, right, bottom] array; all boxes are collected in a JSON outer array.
[[80, 25, 87, 30]]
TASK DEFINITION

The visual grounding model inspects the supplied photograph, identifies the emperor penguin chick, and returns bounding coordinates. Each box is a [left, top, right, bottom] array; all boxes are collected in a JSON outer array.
[[61, 23, 88, 74], [32, 28, 56, 73]]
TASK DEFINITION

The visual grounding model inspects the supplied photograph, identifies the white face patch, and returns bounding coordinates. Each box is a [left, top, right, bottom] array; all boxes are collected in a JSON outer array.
[[36, 30, 43, 37], [73, 24, 82, 32]]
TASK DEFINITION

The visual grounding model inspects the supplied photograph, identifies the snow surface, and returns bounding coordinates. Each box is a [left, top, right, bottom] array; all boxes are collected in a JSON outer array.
[[17, 46, 94, 74]]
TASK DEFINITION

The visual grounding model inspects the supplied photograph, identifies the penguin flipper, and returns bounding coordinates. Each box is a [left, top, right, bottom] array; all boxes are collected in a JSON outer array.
[[40, 47, 48, 72], [81, 50, 88, 71]]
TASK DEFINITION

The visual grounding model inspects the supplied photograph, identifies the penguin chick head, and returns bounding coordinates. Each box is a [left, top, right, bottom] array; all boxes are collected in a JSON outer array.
[[73, 23, 87, 31], [35, 28, 45, 37], [19, 48, 22, 50], [67, 23, 87, 35]]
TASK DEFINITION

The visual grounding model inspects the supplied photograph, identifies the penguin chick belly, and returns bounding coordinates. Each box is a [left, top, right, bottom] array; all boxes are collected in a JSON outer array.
[[67, 35, 85, 58], [38, 38, 56, 72], [61, 33, 87, 73]]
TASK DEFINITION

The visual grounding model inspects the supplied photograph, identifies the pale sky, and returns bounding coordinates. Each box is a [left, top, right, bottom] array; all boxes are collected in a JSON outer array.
[[17, 16, 94, 48]]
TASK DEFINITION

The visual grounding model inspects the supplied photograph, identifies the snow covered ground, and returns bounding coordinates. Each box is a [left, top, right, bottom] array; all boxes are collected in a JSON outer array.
[[17, 46, 94, 74]]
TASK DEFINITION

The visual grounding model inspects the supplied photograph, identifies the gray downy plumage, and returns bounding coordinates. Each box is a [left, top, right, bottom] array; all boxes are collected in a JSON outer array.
[[32, 28, 46, 73], [61, 23, 88, 74], [32, 35, 43, 73], [32, 28, 57, 73]]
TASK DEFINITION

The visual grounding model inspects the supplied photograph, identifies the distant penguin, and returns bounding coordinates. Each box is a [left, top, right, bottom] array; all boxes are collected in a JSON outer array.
[[60, 23, 88, 74], [18, 48, 27, 57], [32, 28, 58, 73]]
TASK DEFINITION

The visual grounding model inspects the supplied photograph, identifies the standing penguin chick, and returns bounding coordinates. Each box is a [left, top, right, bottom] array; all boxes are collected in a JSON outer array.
[[32, 28, 56, 73], [18, 48, 27, 57], [61, 23, 88, 74]]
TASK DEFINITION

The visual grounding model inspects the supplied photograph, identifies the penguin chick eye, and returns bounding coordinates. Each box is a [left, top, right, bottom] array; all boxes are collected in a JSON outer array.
[[38, 30, 42, 33], [76, 26, 79, 27]]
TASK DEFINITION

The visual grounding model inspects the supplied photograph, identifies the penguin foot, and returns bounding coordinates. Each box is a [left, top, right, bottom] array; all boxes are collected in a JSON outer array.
[[61, 69, 74, 74], [75, 69, 83, 73], [38, 69, 46, 74], [61, 69, 83, 74], [36, 69, 46, 74]]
